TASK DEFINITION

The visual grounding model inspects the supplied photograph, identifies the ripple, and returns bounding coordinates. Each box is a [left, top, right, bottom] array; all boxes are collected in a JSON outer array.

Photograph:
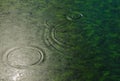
[[66, 12, 83, 21], [43, 20, 70, 52], [3, 46, 44, 69]]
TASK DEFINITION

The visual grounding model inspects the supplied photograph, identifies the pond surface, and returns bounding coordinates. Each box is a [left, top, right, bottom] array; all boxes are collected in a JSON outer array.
[[0, 0, 119, 81]]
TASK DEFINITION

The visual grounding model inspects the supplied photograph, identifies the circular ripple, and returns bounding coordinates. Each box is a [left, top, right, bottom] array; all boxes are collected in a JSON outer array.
[[51, 26, 69, 47], [66, 12, 83, 21], [44, 21, 70, 52], [3, 46, 44, 69]]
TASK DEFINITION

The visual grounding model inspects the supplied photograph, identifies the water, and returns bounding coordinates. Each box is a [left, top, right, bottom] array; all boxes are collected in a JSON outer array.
[[0, 0, 119, 81]]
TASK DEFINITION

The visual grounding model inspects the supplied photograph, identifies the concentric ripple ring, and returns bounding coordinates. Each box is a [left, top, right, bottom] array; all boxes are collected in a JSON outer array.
[[3, 46, 44, 69], [44, 20, 70, 53]]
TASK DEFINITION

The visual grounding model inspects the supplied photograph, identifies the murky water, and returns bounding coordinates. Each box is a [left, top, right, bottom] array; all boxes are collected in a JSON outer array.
[[0, 0, 119, 81], [0, 0, 68, 81]]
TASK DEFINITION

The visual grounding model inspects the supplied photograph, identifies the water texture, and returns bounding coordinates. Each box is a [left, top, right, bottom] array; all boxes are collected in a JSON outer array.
[[0, 0, 120, 81]]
